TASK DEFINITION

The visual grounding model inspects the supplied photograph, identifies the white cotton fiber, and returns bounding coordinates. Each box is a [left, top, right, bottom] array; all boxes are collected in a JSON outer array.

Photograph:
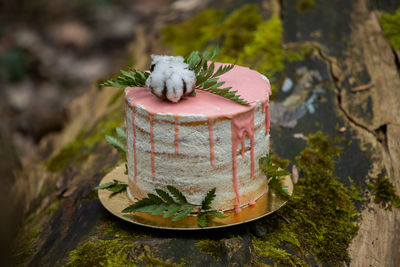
[[146, 55, 196, 102]]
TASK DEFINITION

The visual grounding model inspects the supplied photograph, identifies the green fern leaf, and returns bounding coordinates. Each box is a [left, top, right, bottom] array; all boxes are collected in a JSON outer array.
[[94, 181, 115, 190], [151, 203, 170, 215], [95, 179, 127, 194], [201, 188, 216, 210], [105, 135, 126, 153], [172, 204, 194, 221], [155, 189, 175, 204], [197, 213, 207, 227], [208, 210, 228, 218], [115, 127, 126, 143], [131, 204, 162, 213], [100, 70, 149, 89], [108, 184, 127, 193], [147, 193, 164, 204], [163, 204, 182, 218], [186, 51, 201, 70], [167, 185, 188, 204], [121, 198, 155, 213]]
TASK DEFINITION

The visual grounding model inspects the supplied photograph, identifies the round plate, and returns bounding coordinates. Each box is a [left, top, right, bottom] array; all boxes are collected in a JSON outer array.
[[98, 165, 293, 230]]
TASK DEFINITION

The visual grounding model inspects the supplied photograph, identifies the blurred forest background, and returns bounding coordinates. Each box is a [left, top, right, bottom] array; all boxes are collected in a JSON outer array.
[[1, 0, 400, 266]]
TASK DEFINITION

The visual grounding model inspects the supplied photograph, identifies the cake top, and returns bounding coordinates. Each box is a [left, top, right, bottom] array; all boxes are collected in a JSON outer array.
[[125, 63, 271, 118]]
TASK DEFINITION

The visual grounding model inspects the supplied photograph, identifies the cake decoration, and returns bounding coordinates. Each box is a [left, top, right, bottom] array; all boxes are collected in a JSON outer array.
[[145, 55, 196, 103], [100, 47, 249, 105]]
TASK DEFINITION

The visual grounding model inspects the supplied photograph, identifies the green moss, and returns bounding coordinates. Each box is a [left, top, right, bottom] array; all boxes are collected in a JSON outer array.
[[12, 226, 42, 266], [380, 8, 400, 51], [367, 176, 400, 211], [23, 212, 37, 227], [252, 132, 360, 266], [218, 5, 263, 60], [270, 149, 290, 169], [64, 239, 133, 267], [195, 240, 222, 261], [46, 107, 124, 172], [143, 256, 186, 266], [296, 0, 316, 11], [44, 201, 60, 216], [98, 221, 150, 240], [162, 9, 224, 56], [45, 130, 87, 172], [65, 238, 187, 267], [252, 228, 304, 266], [162, 5, 311, 95], [348, 178, 366, 202]]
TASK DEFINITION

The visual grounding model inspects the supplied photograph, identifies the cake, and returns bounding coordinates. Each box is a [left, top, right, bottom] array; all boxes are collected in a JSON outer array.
[[124, 63, 271, 212]]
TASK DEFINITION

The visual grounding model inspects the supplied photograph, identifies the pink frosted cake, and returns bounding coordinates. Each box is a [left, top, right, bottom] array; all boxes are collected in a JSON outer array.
[[124, 63, 271, 212]]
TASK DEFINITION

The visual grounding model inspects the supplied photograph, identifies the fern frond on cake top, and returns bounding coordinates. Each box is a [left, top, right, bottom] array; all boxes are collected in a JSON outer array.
[[185, 47, 249, 105], [100, 47, 249, 105], [100, 69, 150, 89]]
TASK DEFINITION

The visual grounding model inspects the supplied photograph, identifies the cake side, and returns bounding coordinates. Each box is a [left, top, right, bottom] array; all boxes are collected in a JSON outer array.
[[125, 101, 269, 211], [124, 64, 271, 212]]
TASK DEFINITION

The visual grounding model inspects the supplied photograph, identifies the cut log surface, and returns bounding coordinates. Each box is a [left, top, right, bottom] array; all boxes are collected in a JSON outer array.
[[9, 0, 400, 266]]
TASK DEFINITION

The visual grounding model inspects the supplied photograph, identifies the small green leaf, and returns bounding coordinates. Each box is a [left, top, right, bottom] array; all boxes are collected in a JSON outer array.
[[95, 181, 115, 190], [163, 204, 181, 218], [121, 198, 155, 213], [186, 51, 201, 70], [155, 189, 175, 204], [202, 188, 216, 210], [115, 127, 126, 143], [147, 193, 164, 204], [132, 204, 161, 213], [108, 184, 127, 193], [99, 69, 148, 89], [151, 203, 170, 215], [105, 135, 126, 153], [197, 213, 207, 227], [120, 70, 136, 81], [167, 185, 187, 204], [172, 205, 194, 221], [208, 210, 228, 218]]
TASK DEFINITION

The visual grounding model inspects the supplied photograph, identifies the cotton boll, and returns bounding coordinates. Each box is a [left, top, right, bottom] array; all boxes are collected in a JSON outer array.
[[181, 69, 196, 95], [166, 73, 184, 102], [146, 55, 196, 102], [150, 55, 184, 67], [146, 70, 165, 98]]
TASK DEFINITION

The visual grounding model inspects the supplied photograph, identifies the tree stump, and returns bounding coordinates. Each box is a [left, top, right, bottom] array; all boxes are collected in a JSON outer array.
[[8, 0, 400, 266]]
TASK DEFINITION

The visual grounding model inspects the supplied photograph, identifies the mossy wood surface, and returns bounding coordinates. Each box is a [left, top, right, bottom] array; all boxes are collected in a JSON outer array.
[[10, 0, 400, 266]]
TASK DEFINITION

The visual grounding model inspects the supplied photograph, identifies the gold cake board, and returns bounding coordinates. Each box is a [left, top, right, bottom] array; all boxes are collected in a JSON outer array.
[[98, 165, 293, 230]]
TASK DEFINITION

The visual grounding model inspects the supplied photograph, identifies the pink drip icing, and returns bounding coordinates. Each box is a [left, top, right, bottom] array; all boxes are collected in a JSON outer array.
[[262, 99, 270, 136], [208, 118, 215, 166], [248, 200, 256, 206], [132, 108, 137, 182], [174, 115, 179, 153], [250, 134, 255, 178], [234, 206, 242, 213], [241, 139, 245, 157], [231, 110, 255, 209], [150, 114, 155, 179], [125, 105, 129, 175]]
